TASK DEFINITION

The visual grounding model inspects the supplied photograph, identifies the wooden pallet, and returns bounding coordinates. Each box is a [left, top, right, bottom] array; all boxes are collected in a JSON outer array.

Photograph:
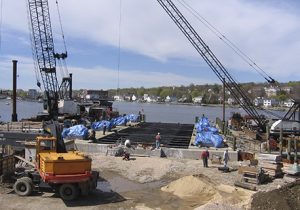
[[242, 171, 259, 184]]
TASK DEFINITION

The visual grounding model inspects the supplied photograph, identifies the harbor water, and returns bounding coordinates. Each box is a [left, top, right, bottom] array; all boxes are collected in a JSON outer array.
[[0, 99, 285, 124]]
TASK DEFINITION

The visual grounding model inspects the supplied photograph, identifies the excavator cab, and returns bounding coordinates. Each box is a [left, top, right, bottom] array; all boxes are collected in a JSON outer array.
[[36, 136, 56, 154]]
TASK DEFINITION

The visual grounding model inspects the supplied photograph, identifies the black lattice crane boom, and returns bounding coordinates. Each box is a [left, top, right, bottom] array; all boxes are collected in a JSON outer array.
[[27, 0, 72, 119], [156, 0, 266, 129]]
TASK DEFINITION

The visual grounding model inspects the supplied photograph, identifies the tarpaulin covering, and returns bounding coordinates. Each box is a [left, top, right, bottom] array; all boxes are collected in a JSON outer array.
[[92, 114, 140, 129], [126, 114, 139, 122], [112, 116, 127, 126], [194, 116, 224, 148], [91, 120, 112, 131], [62, 124, 88, 139]]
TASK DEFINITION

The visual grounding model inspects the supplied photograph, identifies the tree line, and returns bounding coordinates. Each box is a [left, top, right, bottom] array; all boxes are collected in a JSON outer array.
[[106, 81, 300, 104]]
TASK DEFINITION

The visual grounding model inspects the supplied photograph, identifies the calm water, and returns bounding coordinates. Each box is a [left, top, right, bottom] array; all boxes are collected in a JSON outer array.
[[0, 100, 285, 124], [0, 99, 44, 122]]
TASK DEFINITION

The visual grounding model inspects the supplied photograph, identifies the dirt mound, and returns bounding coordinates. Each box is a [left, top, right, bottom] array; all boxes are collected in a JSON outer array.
[[161, 174, 254, 209], [161, 174, 217, 199], [251, 182, 300, 210]]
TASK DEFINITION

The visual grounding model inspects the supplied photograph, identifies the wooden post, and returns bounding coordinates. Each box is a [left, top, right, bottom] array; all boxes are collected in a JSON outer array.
[[233, 136, 237, 151], [287, 138, 291, 161], [266, 124, 270, 153], [294, 136, 297, 163], [279, 127, 283, 155]]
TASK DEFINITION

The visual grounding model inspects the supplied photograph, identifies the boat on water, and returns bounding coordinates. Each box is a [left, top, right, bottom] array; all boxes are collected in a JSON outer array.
[[5, 102, 10, 105]]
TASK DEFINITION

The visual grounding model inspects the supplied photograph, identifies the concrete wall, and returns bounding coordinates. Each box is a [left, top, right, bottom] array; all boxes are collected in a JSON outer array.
[[75, 140, 238, 161]]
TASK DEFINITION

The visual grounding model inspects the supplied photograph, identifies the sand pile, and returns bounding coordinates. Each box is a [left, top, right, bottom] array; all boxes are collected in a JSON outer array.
[[161, 174, 217, 199], [161, 174, 254, 209]]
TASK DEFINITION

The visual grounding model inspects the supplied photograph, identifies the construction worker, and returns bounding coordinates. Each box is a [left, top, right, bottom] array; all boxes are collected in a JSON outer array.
[[223, 149, 230, 168], [103, 122, 107, 135], [155, 132, 161, 149], [201, 148, 209, 167]]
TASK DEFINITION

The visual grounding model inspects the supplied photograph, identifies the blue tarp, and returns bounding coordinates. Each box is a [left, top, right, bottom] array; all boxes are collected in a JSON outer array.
[[194, 116, 224, 148], [91, 120, 112, 131], [91, 114, 140, 130], [112, 116, 127, 126], [126, 114, 139, 122], [62, 124, 88, 139]]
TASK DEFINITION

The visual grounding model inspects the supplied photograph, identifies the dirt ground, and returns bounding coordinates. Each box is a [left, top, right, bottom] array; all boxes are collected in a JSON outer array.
[[0, 154, 299, 210]]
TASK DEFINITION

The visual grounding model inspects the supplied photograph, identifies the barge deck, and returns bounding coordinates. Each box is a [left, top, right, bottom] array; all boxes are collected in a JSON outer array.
[[95, 122, 194, 149]]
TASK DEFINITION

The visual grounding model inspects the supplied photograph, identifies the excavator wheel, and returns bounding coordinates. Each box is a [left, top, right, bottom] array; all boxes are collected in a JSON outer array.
[[13, 177, 34, 196], [59, 183, 79, 201]]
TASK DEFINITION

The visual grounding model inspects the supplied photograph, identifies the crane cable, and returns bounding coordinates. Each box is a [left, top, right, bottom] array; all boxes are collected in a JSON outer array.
[[55, 0, 68, 77], [117, 0, 122, 96], [176, 0, 276, 84], [175, 0, 281, 119], [25, 0, 42, 89], [0, 0, 3, 52]]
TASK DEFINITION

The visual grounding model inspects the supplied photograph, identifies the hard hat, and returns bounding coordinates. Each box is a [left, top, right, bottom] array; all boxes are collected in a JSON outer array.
[[125, 139, 131, 148]]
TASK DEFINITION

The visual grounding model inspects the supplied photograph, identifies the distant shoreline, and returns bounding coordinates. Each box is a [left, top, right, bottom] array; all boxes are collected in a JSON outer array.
[[115, 101, 289, 112]]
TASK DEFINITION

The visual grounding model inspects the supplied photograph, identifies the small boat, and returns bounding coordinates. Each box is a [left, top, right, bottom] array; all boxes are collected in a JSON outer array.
[[5, 102, 10, 105]]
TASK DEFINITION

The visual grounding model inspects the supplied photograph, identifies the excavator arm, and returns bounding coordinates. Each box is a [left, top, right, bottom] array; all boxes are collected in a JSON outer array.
[[43, 121, 66, 153]]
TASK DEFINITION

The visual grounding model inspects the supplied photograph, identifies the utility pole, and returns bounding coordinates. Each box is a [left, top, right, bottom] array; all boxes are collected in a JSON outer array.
[[11, 60, 18, 122]]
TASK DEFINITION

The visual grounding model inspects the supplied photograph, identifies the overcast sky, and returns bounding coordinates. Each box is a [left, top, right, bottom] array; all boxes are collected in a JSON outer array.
[[0, 0, 299, 90]]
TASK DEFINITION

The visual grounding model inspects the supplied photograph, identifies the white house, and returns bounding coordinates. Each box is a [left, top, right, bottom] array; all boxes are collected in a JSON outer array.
[[146, 96, 156, 103], [114, 95, 123, 101], [263, 99, 278, 107], [192, 96, 203, 104], [131, 94, 137, 101], [284, 99, 294, 107], [143, 94, 149, 101], [165, 96, 171, 102], [254, 97, 264, 106]]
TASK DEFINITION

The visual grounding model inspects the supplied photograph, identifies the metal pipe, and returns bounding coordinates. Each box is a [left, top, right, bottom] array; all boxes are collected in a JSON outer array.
[[11, 60, 18, 122], [69, 73, 72, 99]]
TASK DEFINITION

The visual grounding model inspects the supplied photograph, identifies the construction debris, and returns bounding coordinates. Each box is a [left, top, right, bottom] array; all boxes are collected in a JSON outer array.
[[258, 154, 283, 178]]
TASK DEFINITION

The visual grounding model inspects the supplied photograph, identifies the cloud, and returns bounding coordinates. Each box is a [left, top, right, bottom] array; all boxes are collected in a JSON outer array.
[[0, 54, 214, 89], [70, 65, 215, 89], [0, 55, 37, 89], [1, 0, 300, 88]]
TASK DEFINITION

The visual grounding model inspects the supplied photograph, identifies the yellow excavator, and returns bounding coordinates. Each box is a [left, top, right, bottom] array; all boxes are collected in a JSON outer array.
[[13, 122, 98, 200]]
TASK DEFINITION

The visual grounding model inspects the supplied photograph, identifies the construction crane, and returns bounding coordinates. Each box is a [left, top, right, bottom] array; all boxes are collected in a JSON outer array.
[[27, 0, 74, 120], [156, 0, 269, 130]]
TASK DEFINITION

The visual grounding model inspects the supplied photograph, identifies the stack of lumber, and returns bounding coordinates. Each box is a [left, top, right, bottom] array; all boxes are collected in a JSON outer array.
[[258, 154, 283, 178]]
